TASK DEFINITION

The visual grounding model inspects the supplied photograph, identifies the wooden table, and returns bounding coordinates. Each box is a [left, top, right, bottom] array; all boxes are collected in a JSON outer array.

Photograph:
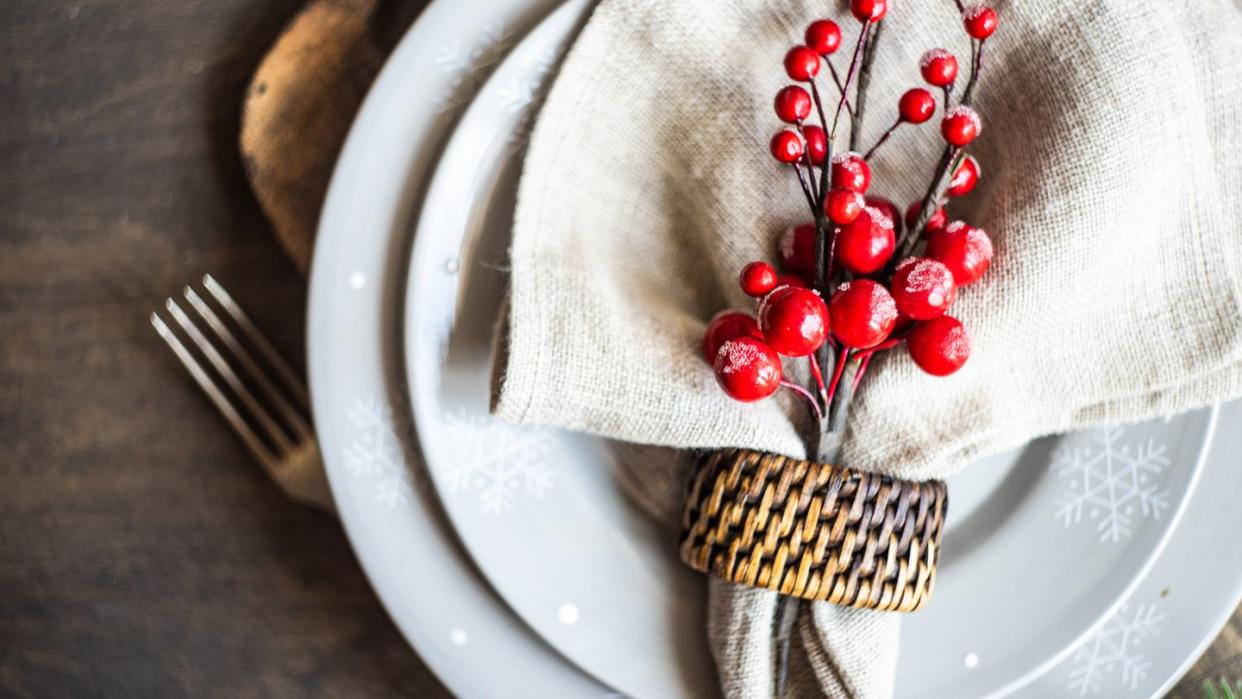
[[0, 1, 1235, 696]]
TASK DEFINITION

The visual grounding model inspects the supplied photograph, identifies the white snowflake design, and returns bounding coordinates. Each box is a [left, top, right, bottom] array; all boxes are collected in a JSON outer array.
[[1052, 427, 1171, 543], [498, 45, 565, 156], [342, 397, 417, 507], [440, 410, 554, 515], [433, 23, 513, 114], [1065, 604, 1163, 695]]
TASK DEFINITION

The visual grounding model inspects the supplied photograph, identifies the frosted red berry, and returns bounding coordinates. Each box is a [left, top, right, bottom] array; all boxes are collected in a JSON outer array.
[[784, 46, 821, 82], [805, 19, 842, 55], [865, 196, 902, 237], [739, 261, 778, 297], [713, 337, 783, 401], [941, 105, 981, 146], [775, 85, 812, 123], [850, 0, 888, 22], [825, 188, 866, 225], [904, 201, 947, 235], [703, 311, 764, 362], [920, 49, 958, 87], [926, 221, 993, 285], [907, 315, 971, 376], [947, 155, 980, 196], [770, 128, 805, 164], [829, 279, 898, 348], [802, 125, 827, 165], [963, 4, 998, 39], [835, 207, 895, 275], [890, 257, 957, 320], [830, 152, 871, 192], [759, 286, 830, 357], [778, 222, 816, 277], [898, 88, 936, 124]]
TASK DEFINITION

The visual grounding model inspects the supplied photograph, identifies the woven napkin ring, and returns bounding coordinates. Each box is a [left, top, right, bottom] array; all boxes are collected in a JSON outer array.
[[678, 448, 948, 612]]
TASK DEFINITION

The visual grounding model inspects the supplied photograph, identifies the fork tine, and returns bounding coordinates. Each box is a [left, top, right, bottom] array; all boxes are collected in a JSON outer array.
[[202, 274, 310, 411], [164, 297, 295, 454], [183, 286, 314, 443], [151, 312, 280, 471]]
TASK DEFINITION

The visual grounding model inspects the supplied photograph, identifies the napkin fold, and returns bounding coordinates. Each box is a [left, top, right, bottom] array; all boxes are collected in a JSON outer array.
[[494, 0, 1242, 695]]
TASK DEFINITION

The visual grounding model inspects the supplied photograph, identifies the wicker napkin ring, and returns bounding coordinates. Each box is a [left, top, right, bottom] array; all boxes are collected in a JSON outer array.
[[678, 448, 948, 612]]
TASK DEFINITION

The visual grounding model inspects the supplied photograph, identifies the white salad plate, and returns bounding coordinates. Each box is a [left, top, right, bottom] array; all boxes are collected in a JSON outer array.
[[309, 0, 1242, 696], [401, 3, 1218, 698]]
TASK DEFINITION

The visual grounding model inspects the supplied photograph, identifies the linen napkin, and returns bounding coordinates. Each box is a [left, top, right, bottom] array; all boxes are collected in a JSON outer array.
[[493, 0, 1242, 696]]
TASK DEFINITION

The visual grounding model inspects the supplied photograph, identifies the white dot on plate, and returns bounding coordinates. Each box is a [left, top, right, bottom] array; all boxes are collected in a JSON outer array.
[[349, 272, 366, 289], [963, 652, 980, 669], [445, 258, 461, 274], [450, 629, 468, 646], [557, 603, 579, 625]]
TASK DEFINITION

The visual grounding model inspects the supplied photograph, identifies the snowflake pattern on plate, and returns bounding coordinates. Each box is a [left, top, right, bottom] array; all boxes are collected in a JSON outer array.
[[433, 23, 513, 114], [498, 45, 565, 156], [1065, 603, 1162, 695], [1052, 427, 1171, 543], [342, 396, 418, 507], [440, 410, 554, 515]]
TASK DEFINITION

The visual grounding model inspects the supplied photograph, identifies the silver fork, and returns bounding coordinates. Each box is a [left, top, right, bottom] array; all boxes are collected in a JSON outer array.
[[151, 274, 334, 513]]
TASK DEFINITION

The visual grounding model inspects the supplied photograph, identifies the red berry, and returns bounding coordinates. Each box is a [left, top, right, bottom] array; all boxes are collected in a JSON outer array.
[[802, 125, 827, 165], [904, 201, 947, 235], [774, 85, 812, 123], [759, 286, 830, 357], [770, 128, 805, 164], [907, 315, 971, 376], [777, 273, 809, 289], [865, 196, 902, 237], [941, 105, 981, 146], [739, 261, 778, 297], [835, 206, 895, 275], [702, 311, 763, 362], [784, 46, 821, 82], [850, 0, 888, 22], [824, 188, 866, 225], [830, 152, 871, 192], [778, 222, 816, 277], [829, 279, 898, 349], [963, 4, 998, 39], [920, 49, 958, 87], [926, 221, 993, 285], [947, 155, 981, 196], [713, 337, 783, 401], [891, 257, 957, 320], [898, 88, 936, 124], [805, 20, 842, 55]]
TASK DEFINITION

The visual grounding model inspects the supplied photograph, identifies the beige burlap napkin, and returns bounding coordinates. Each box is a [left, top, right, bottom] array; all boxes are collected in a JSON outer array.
[[493, 0, 1242, 695], [491, 0, 1242, 695]]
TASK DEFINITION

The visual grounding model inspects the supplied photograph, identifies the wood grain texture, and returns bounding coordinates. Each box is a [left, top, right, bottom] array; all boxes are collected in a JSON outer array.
[[0, 1, 445, 696]]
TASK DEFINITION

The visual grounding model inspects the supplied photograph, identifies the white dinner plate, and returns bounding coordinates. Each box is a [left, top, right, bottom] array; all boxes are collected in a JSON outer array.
[[308, 0, 1242, 697], [307, 0, 612, 696], [402, 4, 1218, 698]]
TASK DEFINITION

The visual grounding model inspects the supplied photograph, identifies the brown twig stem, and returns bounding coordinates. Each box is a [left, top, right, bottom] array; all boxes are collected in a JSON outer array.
[[863, 118, 901, 160], [850, 18, 884, 151]]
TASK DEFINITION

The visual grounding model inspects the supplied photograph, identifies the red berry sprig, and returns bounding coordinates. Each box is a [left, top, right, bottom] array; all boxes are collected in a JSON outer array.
[[712, 3, 998, 443]]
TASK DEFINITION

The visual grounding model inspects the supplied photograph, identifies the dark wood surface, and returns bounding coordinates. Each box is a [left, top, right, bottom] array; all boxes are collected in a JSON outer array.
[[0, 1, 446, 696], [0, 1, 1238, 697]]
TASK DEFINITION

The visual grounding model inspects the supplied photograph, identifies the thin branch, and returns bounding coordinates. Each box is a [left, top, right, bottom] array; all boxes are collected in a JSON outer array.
[[781, 379, 824, 420], [824, 61, 856, 117], [793, 163, 819, 217], [850, 18, 884, 151], [863, 118, 900, 160]]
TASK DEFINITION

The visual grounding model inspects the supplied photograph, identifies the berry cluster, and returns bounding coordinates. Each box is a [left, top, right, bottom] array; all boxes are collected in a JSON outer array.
[[705, 1, 998, 434]]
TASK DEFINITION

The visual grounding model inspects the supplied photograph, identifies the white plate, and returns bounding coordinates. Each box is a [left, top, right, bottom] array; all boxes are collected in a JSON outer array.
[[402, 5, 1217, 699], [307, 0, 613, 696], [308, 1, 1242, 697]]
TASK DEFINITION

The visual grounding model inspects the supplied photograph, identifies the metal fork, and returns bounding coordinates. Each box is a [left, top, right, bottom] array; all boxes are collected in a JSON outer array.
[[151, 274, 334, 513]]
